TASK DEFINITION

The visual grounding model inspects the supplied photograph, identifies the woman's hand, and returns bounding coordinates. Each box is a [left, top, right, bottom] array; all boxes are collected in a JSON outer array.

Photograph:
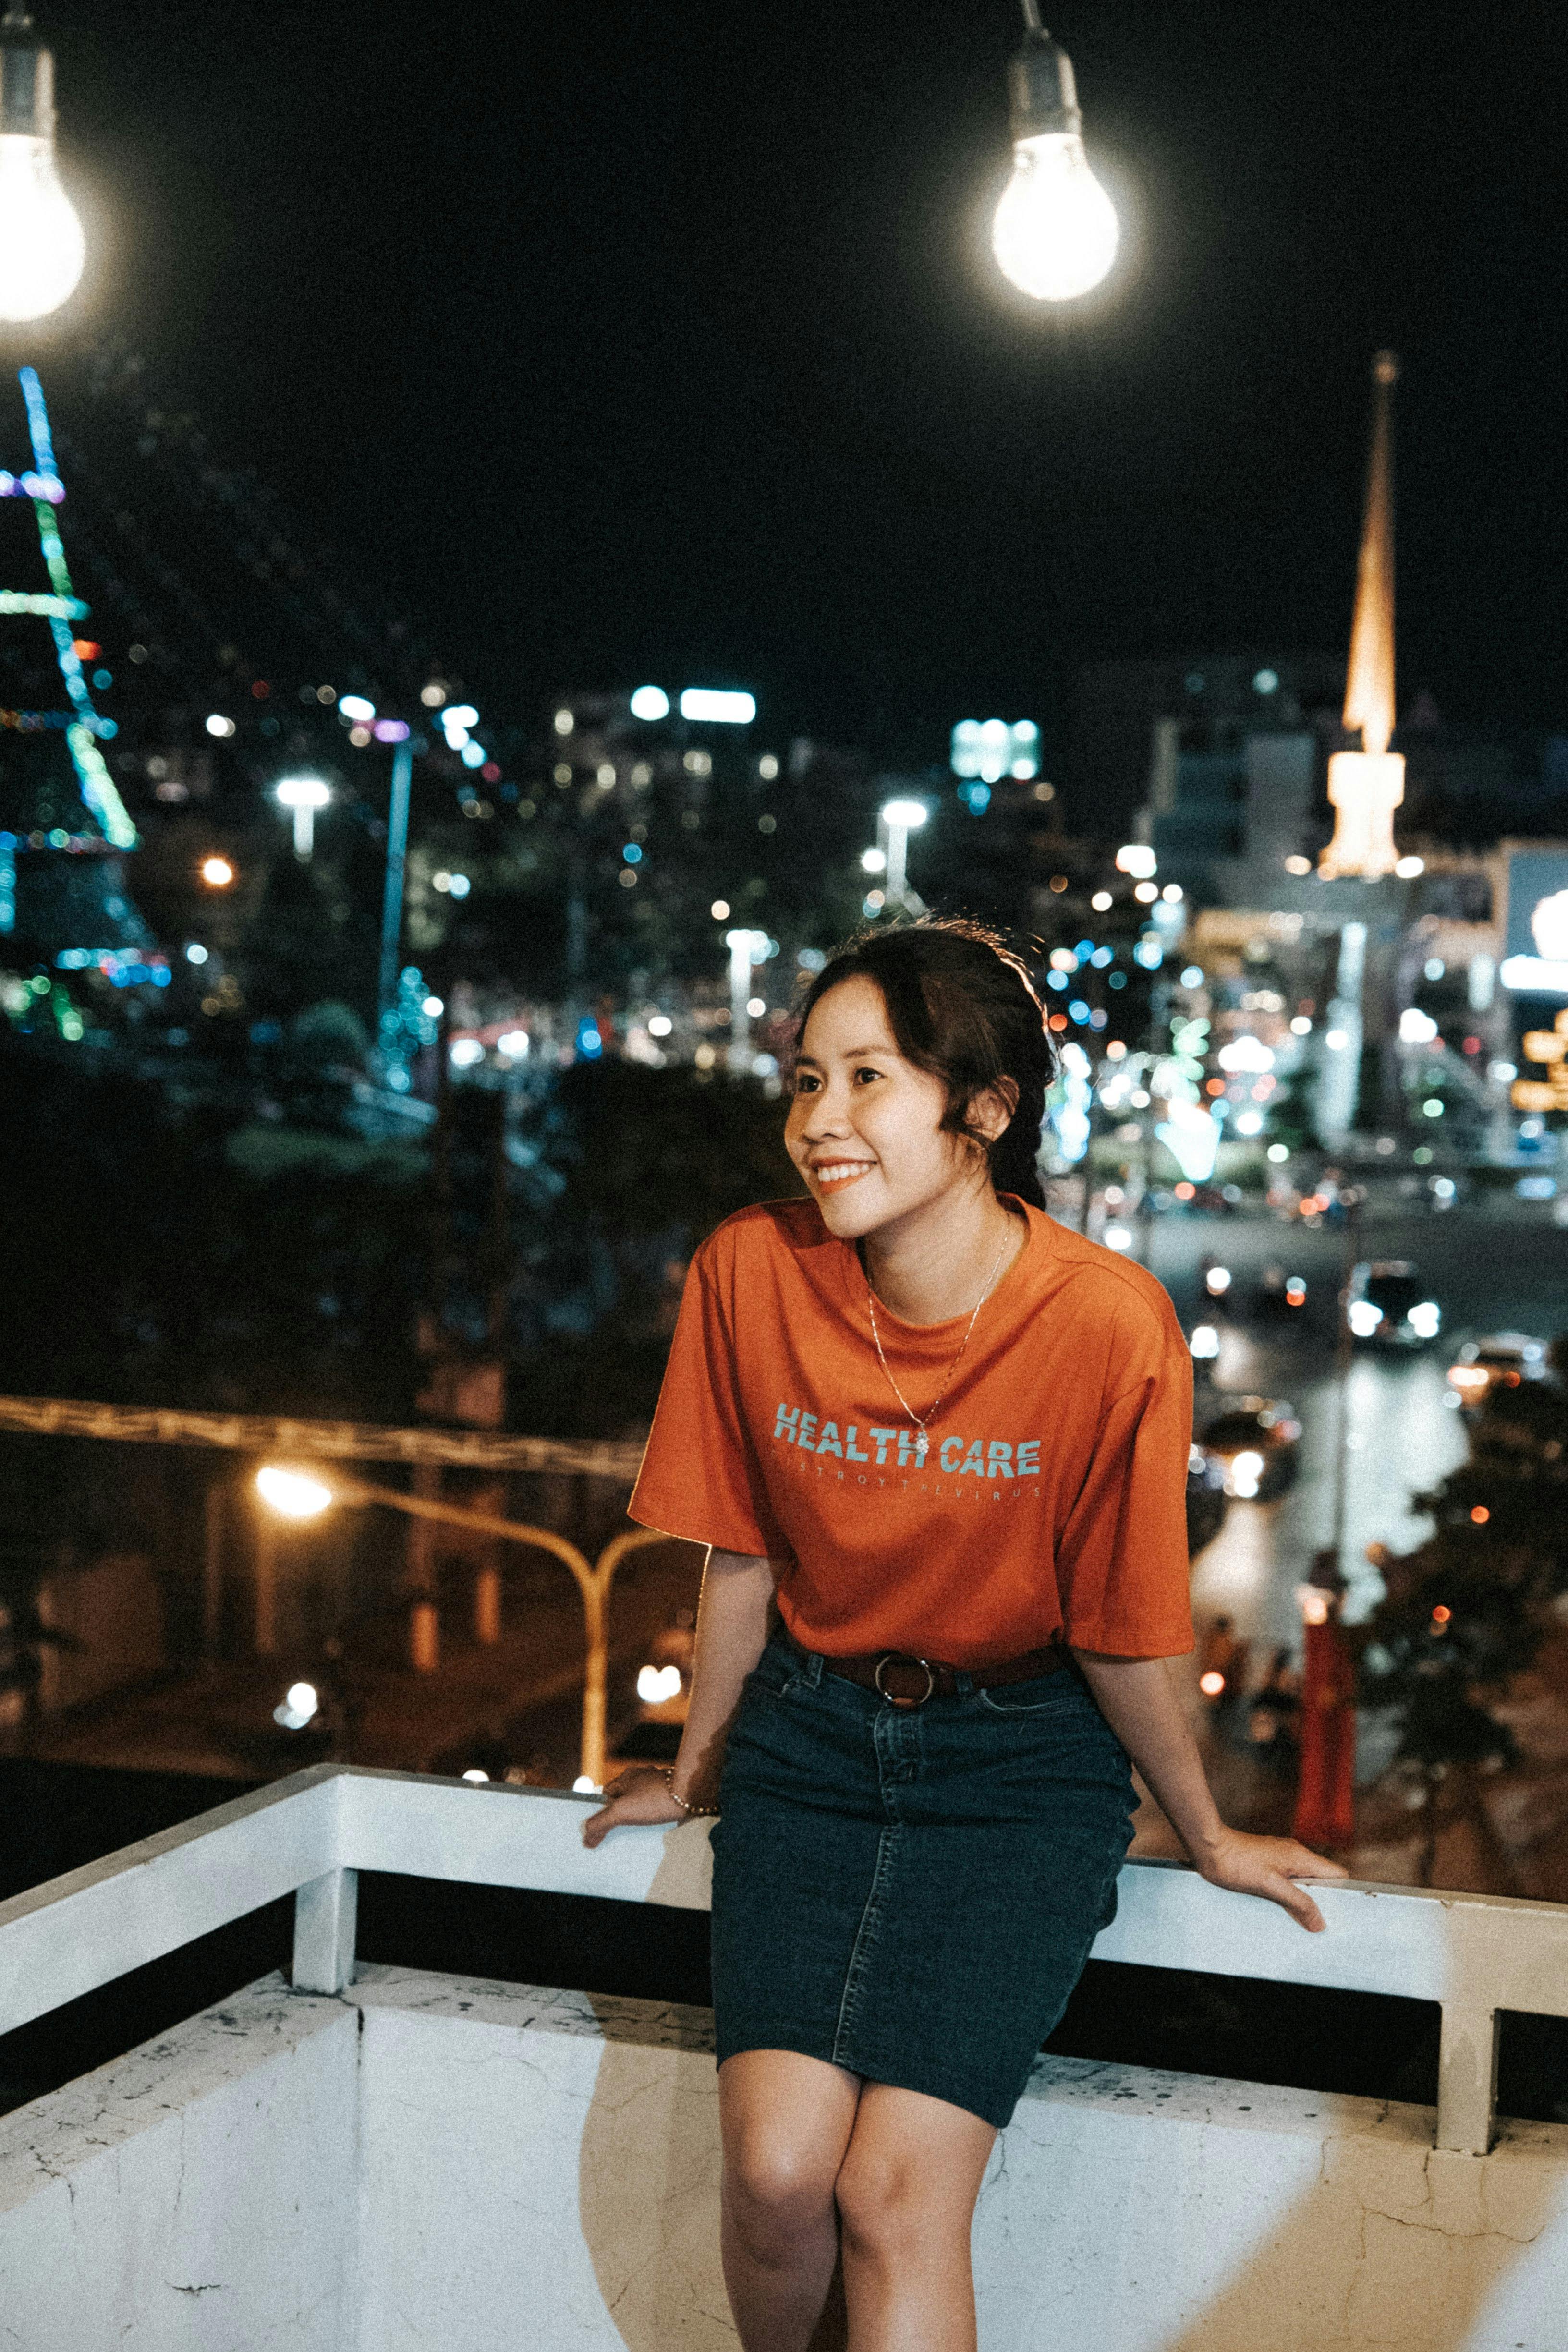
[[1194, 1828, 1349, 1932], [581, 1767, 690, 1849], [1070, 1654, 1350, 1936], [579, 1548, 770, 1850]]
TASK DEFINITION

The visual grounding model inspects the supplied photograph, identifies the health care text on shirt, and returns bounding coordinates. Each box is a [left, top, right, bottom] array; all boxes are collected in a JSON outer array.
[[773, 1402, 1043, 1479]]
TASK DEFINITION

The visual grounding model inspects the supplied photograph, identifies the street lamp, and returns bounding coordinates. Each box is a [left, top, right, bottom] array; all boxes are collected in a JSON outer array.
[[275, 774, 331, 861], [275, 697, 424, 1041], [376, 735, 416, 1045], [253, 1462, 671, 1787], [725, 926, 769, 1071], [879, 798, 927, 906], [256, 1466, 331, 1518], [0, 7, 85, 323], [991, 1, 1119, 303]]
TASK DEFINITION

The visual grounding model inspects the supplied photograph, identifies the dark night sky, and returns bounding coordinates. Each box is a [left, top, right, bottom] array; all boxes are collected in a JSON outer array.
[[35, 0, 1568, 766]]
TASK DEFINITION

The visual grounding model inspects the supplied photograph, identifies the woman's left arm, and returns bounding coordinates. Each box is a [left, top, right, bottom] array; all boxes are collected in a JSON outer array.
[[1071, 1649, 1349, 1932]]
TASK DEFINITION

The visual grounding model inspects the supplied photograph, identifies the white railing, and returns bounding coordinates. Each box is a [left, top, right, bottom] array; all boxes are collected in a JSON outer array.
[[3, 1764, 1567, 2158]]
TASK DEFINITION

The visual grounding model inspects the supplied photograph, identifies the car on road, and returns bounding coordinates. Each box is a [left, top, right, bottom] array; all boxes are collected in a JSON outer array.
[[1446, 1333, 1550, 1409], [1196, 1396, 1301, 1500], [1347, 1260, 1442, 1347], [1156, 1182, 1241, 1216]]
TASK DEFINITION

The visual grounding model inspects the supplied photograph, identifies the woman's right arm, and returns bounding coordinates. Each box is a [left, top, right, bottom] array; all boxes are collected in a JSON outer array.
[[581, 1546, 777, 1847]]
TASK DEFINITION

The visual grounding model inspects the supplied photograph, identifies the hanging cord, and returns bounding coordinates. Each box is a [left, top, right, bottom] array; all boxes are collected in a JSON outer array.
[[1019, 0, 1046, 30]]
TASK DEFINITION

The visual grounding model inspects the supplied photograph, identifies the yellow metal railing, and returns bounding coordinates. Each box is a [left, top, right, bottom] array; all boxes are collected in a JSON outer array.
[[0, 1393, 685, 1787], [326, 1472, 677, 1785]]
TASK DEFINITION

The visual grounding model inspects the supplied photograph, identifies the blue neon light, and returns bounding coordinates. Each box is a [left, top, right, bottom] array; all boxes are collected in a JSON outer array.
[[19, 369, 58, 476], [4, 370, 136, 850]]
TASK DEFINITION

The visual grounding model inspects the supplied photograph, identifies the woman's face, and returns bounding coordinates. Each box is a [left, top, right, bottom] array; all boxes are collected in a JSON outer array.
[[785, 974, 995, 1241]]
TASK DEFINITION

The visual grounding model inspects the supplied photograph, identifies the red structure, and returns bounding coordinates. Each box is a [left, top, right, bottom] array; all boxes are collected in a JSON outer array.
[[1293, 1585, 1357, 1849]]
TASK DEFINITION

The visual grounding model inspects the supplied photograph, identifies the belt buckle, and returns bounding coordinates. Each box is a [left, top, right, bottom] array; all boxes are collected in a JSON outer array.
[[874, 1653, 936, 1709]]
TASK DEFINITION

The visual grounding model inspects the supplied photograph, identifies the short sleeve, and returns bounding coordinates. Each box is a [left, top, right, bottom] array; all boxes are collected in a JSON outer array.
[[1054, 1304, 1194, 1657], [628, 1246, 783, 1558]]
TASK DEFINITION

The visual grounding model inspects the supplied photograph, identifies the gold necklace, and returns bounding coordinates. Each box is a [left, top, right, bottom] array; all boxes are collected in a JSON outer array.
[[864, 1224, 1013, 1440]]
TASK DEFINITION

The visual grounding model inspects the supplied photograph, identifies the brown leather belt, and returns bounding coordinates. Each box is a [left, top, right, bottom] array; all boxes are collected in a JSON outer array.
[[786, 1632, 1070, 1710]]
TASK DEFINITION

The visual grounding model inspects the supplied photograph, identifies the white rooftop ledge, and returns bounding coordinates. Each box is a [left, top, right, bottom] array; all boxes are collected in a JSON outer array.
[[5, 1765, 1568, 2158], [3, 1769, 1568, 2350]]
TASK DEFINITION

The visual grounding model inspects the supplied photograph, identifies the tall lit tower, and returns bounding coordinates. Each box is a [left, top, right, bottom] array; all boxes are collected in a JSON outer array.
[[0, 366, 142, 958], [1319, 352, 1402, 879]]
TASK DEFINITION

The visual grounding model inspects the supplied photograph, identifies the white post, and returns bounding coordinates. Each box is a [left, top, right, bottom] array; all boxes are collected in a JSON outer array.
[[727, 929, 760, 1073], [1317, 920, 1366, 1143], [878, 798, 927, 910], [1436, 2002, 1499, 2157], [292, 1866, 358, 1995], [886, 818, 909, 904]]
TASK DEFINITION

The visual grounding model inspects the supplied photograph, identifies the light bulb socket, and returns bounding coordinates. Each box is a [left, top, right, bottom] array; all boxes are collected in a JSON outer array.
[[1006, 28, 1082, 142], [0, 16, 55, 139]]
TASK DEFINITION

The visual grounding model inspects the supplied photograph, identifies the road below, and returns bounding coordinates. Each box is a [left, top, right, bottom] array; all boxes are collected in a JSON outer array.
[[1144, 1191, 1568, 1648]]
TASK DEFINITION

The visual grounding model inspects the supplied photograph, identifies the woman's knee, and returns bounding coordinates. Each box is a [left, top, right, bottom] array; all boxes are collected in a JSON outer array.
[[718, 2050, 859, 2262], [724, 2131, 839, 2259], [834, 2146, 946, 2262]]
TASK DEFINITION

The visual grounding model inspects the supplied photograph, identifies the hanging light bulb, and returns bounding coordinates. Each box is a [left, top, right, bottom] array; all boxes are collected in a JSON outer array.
[[992, 5, 1118, 303], [0, 9, 85, 323]]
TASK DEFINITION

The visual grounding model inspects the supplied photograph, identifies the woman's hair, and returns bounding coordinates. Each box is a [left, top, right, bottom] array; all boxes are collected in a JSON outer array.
[[793, 918, 1057, 1210]]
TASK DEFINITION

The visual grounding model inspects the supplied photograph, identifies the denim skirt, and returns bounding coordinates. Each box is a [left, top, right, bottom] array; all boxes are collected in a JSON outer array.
[[710, 1633, 1136, 2130]]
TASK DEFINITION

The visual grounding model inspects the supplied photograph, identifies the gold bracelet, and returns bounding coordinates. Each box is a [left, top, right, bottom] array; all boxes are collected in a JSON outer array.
[[664, 1770, 718, 1819]]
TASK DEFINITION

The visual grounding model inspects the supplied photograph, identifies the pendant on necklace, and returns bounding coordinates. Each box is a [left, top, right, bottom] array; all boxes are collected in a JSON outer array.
[[863, 1223, 1012, 1443]]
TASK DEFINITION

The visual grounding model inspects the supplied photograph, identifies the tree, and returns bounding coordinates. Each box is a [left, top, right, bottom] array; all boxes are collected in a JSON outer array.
[[504, 1059, 797, 1436], [1260, 1063, 1321, 1156], [1356, 1366, 1568, 1881]]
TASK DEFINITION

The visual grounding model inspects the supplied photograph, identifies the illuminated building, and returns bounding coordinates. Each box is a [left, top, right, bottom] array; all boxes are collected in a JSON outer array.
[[1091, 353, 1565, 1155], [1512, 1009, 1568, 1116], [1499, 848, 1568, 996], [1072, 652, 1342, 881]]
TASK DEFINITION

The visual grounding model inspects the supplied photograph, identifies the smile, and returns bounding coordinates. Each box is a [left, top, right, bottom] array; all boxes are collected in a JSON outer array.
[[813, 1162, 875, 1192]]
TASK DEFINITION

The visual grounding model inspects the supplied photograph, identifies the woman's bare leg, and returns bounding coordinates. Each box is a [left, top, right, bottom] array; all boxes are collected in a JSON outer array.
[[833, 2084, 996, 2352], [719, 2050, 863, 2352], [806, 2253, 848, 2352]]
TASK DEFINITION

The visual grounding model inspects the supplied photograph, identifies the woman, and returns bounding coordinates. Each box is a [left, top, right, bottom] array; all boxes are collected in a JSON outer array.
[[585, 920, 1343, 2352]]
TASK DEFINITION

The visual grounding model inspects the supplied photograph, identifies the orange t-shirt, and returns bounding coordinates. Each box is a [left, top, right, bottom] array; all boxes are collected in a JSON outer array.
[[629, 1198, 1194, 1665]]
